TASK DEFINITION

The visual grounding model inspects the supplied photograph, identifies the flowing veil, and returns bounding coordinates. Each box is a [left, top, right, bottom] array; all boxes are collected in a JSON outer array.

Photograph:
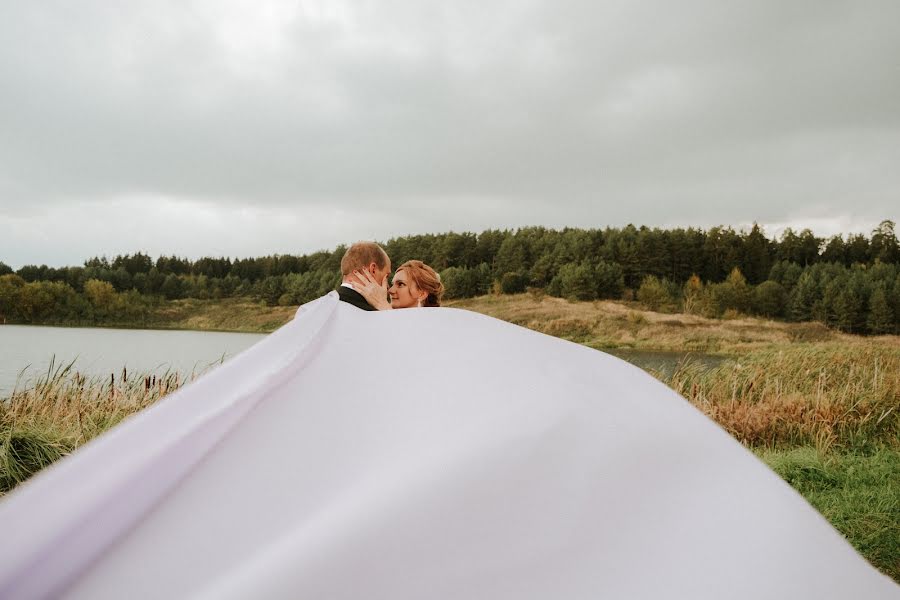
[[0, 292, 895, 599]]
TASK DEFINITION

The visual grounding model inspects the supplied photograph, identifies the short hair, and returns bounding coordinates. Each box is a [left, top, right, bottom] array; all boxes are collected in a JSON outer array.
[[396, 260, 444, 307], [340, 242, 389, 277]]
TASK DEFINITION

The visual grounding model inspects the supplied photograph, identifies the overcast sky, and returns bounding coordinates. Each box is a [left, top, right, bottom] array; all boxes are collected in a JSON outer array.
[[2, 0, 898, 268]]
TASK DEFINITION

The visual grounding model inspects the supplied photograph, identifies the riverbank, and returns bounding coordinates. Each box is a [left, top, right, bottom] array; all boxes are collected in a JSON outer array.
[[8, 293, 898, 356], [0, 298, 297, 333]]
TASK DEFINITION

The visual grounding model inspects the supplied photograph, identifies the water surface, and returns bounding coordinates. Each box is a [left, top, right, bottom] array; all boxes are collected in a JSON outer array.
[[0, 325, 265, 397], [0, 325, 724, 398]]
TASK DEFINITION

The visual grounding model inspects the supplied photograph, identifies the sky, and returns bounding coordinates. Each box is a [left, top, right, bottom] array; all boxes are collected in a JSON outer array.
[[1, 0, 898, 268]]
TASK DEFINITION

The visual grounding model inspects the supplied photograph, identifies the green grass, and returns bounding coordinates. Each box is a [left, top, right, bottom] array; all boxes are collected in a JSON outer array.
[[759, 447, 900, 581]]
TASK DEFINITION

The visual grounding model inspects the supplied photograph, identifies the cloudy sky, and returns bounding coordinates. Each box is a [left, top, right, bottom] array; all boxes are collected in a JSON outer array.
[[2, 0, 897, 268]]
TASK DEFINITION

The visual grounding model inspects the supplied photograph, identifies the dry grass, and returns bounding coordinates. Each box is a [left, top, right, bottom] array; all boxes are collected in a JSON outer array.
[[662, 345, 899, 451], [150, 298, 297, 332], [1, 359, 194, 494], [449, 294, 900, 356]]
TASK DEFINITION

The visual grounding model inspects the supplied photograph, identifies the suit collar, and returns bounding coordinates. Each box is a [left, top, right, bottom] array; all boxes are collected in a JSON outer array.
[[337, 285, 377, 311]]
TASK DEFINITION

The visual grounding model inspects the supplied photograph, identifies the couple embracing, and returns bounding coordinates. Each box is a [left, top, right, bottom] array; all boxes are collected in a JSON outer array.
[[336, 241, 443, 311]]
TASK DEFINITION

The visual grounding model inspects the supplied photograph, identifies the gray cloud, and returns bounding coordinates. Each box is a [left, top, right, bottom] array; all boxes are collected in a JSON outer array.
[[1, 0, 898, 267]]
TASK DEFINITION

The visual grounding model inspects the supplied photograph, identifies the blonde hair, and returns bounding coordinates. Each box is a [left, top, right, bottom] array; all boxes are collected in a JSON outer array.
[[397, 260, 444, 307], [340, 242, 389, 277]]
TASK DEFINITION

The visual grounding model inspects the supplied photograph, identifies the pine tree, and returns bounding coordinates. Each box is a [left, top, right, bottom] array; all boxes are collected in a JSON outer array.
[[751, 281, 786, 318], [789, 272, 818, 321], [870, 220, 899, 264], [741, 223, 772, 284], [834, 283, 864, 333], [866, 286, 894, 334]]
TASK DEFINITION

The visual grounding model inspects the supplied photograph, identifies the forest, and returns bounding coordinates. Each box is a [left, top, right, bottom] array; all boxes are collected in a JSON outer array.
[[1, 220, 898, 334]]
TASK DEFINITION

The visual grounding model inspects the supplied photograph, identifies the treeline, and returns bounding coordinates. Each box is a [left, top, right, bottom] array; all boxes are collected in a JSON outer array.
[[0, 221, 897, 333]]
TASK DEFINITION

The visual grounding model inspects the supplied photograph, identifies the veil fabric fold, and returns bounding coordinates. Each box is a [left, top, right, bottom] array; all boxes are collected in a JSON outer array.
[[0, 292, 895, 599]]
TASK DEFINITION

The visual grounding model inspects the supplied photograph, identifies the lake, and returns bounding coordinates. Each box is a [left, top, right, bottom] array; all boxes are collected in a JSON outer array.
[[0, 325, 265, 397], [0, 325, 725, 398]]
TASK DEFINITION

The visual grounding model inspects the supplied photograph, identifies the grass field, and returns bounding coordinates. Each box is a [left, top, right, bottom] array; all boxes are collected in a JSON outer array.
[[449, 293, 898, 355], [143, 298, 298, 332], [2, 293, 898, 580]]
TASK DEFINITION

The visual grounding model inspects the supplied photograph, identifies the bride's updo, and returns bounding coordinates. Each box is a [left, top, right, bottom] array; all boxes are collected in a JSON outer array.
[[397, 260, 444, 307]]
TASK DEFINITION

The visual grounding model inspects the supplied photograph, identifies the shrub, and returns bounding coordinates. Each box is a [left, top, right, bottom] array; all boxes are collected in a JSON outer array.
[[637, 276, 675, 311], [500, 272, 528, 294]]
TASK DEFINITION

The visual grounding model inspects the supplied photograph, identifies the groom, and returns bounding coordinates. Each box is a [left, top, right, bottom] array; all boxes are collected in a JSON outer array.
[[337, 241, 391, 311]]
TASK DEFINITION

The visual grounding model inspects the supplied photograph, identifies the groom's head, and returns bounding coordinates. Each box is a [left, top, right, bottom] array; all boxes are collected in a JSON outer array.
[[341, 242, 391, 286]]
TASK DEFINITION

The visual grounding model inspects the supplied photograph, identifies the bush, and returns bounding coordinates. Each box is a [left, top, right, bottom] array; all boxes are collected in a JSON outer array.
[[500, 272, 528, 294], [637, 276, 675, 311], [682, 274, 703, 315]]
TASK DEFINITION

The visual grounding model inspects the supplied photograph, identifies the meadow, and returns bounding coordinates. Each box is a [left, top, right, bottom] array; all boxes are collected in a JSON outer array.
[[2, 293, 898, 580]]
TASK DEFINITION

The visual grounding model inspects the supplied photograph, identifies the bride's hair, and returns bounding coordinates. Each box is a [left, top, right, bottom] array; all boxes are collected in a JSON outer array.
[[397, 260, 444, 307]]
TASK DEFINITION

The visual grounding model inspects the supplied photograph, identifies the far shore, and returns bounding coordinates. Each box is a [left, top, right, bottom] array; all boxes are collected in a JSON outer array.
[[3, 294, 899, 356]]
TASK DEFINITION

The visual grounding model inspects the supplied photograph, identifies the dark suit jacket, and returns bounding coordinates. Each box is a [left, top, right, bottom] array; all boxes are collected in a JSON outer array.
[[337, 285, 377, 311]]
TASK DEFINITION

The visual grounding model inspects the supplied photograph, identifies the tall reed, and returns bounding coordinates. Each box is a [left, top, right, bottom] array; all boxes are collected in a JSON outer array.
[[662, 345, 900, 451], [1, 358, 198, 494]]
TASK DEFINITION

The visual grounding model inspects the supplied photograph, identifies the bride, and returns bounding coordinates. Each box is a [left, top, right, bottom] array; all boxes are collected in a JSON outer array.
[[352, 260, 444, 309]]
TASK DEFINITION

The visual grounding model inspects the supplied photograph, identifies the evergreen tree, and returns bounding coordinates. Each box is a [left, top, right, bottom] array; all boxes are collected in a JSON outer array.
[[160, 274, 186, 300], [789, 272, 818, 321], [741, 223, 772, 284], [494, 235, 530, 277], [551, 262, 596, 301], [751, 281, 786, 318], [528, 254, 555, 288], [820, 236, 847, 264], [796, 229, 822, 265], [846, 234, 870, 264], [776, 228, 801, 263], [866, 286, 894, 334], [819, 278, 844, 327], [595, 261, 625, 299], [870, 220, 899, 263], [834, 281, 865, 333], [259, 276, 285, 306]]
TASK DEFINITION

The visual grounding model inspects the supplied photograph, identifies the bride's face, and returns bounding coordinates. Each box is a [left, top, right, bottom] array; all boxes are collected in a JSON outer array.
[[389, 269, 423, 309]]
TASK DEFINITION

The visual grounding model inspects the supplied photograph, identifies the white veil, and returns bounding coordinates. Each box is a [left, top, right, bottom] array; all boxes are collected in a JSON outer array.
[[0, 292, 895, 599]]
